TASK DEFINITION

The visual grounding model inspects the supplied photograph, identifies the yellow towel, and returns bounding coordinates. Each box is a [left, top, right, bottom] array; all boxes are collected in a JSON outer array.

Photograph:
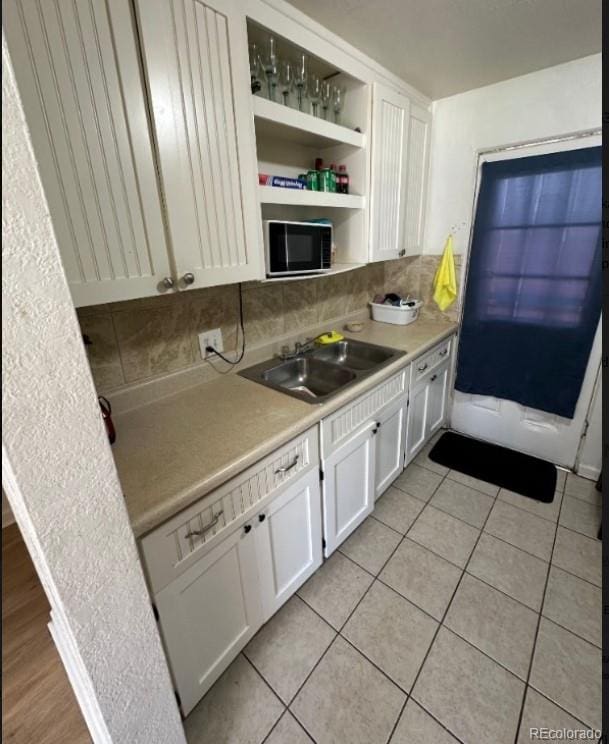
[[432, 235, 458, 311]]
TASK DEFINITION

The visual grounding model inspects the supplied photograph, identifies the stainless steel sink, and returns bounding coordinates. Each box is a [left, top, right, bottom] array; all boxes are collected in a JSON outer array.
[[311, 340, 395, 370], [239, 339, 406, 404], [262, 358, 356, 400]]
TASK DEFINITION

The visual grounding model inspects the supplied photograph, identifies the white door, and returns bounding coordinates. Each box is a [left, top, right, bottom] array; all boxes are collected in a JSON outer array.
[[375, 396, 408, 499], [426, 363, 450, 437], [136, 0, 264, 290], [403, 103, 431, 257], [155, 522, 262, 715], [369, 83, 410, 262], [451, 136, 602, 468], [452, 322, 601, 468], [4, 0, 172, 306], [322, 423, 376, 556], [405, 380, 428, 465], [255, 469, 322, 620]]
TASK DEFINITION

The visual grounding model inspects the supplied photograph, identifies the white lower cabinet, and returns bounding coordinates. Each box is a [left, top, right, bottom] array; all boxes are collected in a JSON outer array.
[[154, 522, 263, 716], [405, 378, 428, 463], [375, 394, 409, 500], [427, 364, 450, 435], [405, 359, 451, 465], [254, 468, 322, 621], [150, 463, 322, 716], [322, 423, 376, 557]]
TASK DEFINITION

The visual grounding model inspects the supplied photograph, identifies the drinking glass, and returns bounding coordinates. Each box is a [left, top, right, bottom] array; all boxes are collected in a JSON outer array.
[[309, 75, 322, 117], [332, 85, 345, 125], [294, 53, 308, 112], [279, 60, 294, 107], [248, 42, 262, 96], [320, 80, 332, 119], [261, 36, 278, 101]]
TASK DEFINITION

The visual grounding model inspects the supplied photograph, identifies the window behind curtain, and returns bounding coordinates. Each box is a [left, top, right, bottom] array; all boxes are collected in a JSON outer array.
[[455, 146, 601, 419]]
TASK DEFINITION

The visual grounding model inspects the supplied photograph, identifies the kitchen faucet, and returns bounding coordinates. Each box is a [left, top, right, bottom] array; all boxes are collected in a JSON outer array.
[[278, 337, 316, 360]]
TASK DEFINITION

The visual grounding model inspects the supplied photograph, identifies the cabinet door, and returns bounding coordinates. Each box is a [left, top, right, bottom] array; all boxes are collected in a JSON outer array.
[[405, 380, 428, 465], [403, 104, 431, 257], [155, 522, 262, 716], [426, 363, 450, 437], [136, 0, 263, 290], [255, 469, 322, 620], [4, 0, 171, 307], [322, 424, 376, 556], [369, 83, 410, 262], [375, 396, 408, 500]]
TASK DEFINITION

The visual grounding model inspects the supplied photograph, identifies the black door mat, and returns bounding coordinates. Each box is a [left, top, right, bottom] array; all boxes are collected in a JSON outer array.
[[429, 431, 557, 503]]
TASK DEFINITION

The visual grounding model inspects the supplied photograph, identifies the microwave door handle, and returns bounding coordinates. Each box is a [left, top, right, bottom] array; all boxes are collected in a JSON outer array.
[[284, 225, 289, 272]]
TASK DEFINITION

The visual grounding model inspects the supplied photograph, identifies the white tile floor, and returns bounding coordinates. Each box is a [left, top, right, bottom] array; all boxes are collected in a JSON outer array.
[[185, 432, 602, 744]]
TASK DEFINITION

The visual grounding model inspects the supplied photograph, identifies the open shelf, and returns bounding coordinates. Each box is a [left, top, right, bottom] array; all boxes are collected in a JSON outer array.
[[253, 96, 365, 150], [258, 185, 364, 209], [261, 263, 365, 283]]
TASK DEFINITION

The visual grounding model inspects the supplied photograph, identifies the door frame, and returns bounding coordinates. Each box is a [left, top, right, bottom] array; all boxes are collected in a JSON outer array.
[[450, 128, 602, 468]]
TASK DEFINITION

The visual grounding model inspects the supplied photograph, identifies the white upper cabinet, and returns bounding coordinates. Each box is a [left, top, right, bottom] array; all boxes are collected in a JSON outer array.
[[135, 0, 264, 290], [4, 0, 172, 307], [369, 83, 410, 262], [403, 103, 431, 256]]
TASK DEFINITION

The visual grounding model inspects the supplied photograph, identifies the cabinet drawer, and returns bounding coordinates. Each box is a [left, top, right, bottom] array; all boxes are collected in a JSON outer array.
[[412, 337, 452, 383], [141, 426, 319, 593], [320, 369, 408, 459]]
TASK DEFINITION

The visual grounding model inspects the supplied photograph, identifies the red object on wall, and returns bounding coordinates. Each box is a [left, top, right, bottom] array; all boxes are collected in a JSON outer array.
[[98, 396, 116, 445]]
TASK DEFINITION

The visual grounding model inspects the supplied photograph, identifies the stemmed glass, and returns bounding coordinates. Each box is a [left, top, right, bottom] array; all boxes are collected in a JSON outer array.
[[309, 75, 322, 117], [332, 85, 345, 125], [294, 53, 308, 112], [248, 42, 262, 96], [279, 60, 294, 107], [320, 80, 332, 119], [261, 36, 278, 101]]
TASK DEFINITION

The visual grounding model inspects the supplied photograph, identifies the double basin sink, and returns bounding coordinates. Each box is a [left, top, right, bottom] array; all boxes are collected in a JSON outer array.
[[239, 339, 406, 404]]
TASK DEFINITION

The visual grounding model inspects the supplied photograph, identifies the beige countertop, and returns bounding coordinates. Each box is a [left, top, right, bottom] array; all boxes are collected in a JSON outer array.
[[113, 317, 458, 537]]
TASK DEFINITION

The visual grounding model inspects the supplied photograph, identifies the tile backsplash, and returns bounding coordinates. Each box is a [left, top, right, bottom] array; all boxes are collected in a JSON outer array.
[[78, 255, 461, 394]]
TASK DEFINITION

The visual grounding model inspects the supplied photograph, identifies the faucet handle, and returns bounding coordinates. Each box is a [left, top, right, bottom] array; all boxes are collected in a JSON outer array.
[[279, 344, 291, 359]]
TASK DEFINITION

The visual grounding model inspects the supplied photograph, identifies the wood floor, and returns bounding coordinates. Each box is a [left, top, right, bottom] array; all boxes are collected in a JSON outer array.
[[2, 523, 90, 743]]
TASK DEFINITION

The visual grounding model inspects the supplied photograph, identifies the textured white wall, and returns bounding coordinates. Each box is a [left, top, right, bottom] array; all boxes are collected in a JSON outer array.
[[423, 53, 601, 255], [2, 488, 15, 526], [1, 35, 186, 744]]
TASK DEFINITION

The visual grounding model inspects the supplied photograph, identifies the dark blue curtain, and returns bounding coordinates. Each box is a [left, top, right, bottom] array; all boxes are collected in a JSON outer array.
[[455, 146, 601, 419]]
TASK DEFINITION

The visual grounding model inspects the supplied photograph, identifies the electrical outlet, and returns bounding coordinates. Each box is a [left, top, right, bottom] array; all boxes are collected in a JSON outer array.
[[199, 328, 223, 359]]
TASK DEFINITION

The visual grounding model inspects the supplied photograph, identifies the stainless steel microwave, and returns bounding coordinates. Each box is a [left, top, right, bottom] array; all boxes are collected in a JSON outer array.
[[264, 220, 332, 277]]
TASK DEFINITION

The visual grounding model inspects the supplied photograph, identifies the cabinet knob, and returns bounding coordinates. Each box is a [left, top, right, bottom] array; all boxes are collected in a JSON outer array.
[[162, 277, 175, 289], [183, 272, 195, 285], [398, 249, 406, 257], [258, 514, 266, 523], [243, 524, 252, 534]]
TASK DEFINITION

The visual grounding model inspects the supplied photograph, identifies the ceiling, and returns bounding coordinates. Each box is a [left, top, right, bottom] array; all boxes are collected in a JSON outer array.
[[286, 0, 601, 99]]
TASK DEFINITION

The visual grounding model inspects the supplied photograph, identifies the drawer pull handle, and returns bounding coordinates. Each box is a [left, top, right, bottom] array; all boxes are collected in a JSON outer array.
[[439, 349, 449, 357], [372, 421, 381, 435], [275, 455, 299, 474], [430, 374, 438, 382], [243, 524, 252, 534], [185, 510, 223, 539], [417, 363, 428, 372], [258, 513, 266, 523]]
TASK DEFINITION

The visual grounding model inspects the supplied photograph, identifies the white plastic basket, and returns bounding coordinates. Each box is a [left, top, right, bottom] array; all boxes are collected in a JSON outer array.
[[369, 300, 422, 325]]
